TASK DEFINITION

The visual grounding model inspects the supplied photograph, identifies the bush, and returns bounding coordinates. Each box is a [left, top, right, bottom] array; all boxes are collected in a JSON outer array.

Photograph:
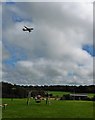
[[91, 96, 95, 101], [60, 94, 70, 100]]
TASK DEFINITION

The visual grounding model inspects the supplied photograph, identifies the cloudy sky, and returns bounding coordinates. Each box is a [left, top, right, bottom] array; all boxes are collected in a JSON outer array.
[[2, 2, 94, 85]]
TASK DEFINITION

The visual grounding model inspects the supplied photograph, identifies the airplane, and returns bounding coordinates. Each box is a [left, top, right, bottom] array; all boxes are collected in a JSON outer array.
[[22, 26, 34, 32]]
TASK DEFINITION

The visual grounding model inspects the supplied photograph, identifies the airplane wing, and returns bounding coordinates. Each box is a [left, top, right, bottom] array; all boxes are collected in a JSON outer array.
[[24, 26, 28, 29]]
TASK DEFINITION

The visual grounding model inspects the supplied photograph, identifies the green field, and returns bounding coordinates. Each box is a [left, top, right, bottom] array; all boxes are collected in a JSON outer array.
[[2, 98, 94, 118], [48, 91, 95, 98], [48, 91, 71, 97]]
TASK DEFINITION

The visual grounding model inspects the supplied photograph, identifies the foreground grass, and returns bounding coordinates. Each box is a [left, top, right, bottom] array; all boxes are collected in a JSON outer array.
[[2, 98, 94, 118]]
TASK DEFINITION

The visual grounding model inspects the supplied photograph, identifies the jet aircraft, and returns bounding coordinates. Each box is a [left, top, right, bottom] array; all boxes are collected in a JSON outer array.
[[22, 26, 34, 32]]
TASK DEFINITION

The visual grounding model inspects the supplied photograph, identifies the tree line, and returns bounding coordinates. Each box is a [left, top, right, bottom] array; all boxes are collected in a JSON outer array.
[[1, 82, 95, 98]]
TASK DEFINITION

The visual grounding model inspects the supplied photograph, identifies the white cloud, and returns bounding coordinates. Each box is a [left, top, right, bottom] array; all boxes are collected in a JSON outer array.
[[2, 2, 93, 85]]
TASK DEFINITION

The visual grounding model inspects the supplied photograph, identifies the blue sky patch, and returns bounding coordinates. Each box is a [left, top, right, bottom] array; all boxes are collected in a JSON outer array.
[[12, 13, 32, 23], [67, 71, 74, 77], [3, 39, 28, 67], [12, 14, 23, 22], [6, 0, 15, 5], [82, 44, 95, 57]]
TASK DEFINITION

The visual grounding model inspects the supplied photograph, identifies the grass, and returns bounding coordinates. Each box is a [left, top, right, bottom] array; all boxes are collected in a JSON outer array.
[[88, 93, 95, 98], [2, 98, 94, 118], [48, 91, 70, 97], [49, 91, 95, 98]]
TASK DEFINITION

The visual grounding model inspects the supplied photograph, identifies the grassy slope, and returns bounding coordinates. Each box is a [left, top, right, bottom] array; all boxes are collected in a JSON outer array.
[[2, 98, 93, 118]]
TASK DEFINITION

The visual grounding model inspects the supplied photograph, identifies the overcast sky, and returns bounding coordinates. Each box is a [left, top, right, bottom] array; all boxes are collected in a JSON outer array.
[[2, 2, 94, 85]]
